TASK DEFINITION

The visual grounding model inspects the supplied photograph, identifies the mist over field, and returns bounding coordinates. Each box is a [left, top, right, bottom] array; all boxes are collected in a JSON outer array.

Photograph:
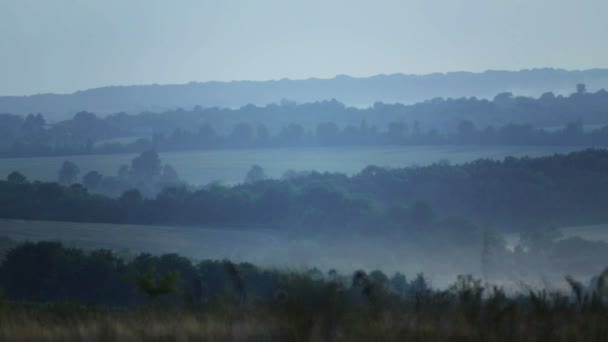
[[2, 217, 606, 291], [2, 1, 608, 340]]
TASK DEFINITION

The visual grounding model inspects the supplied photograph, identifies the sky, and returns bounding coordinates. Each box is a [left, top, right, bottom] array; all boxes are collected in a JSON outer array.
[[1, 0, 607, 96]]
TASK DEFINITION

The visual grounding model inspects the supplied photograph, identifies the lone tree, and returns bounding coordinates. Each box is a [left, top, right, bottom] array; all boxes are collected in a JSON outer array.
[[576, 83, 587, 94], [130, 150, 161, 183], [245, 165, 267, 184], [7, 172, 27, 184], [58, 161, 80, 185]]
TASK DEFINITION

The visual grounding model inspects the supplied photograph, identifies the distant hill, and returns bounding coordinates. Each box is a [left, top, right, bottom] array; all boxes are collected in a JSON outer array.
[[2, 68, 608, 121]]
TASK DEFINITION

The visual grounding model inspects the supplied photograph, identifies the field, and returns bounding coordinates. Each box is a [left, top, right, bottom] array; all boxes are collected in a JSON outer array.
[[2, 218, 608, 289], [0, 218, 487, 287], [1, 302, 606, 341], [0, 145, 584, 185]]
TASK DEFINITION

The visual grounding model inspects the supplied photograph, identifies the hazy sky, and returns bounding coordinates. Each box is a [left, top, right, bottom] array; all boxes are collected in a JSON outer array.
[[1, 0, 607, 95]]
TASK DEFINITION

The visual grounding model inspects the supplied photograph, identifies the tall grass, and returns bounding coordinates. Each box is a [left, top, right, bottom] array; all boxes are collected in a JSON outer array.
[[1, 270, 608, 341]]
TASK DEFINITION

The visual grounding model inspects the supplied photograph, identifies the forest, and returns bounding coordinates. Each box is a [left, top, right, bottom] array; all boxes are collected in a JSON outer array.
[[3, 149, 608, 230], [2, 85, 608, 158]]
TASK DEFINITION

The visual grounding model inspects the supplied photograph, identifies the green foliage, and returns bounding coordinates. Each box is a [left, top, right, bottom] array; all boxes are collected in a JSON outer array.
[[135, 267, 180, 302]]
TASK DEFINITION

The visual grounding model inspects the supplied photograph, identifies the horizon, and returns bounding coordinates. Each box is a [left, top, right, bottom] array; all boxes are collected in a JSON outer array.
[[3, 67, 607, 98], [2, 0, 608, 96]]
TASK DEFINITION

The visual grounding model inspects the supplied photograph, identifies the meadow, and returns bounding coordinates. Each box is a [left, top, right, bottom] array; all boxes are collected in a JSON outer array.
[[0, 145, 584, 185], [1, 300, 607, 341]]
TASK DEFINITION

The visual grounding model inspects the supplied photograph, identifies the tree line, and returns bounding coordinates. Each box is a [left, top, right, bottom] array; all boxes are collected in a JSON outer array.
[[0, 236, 607, 312], [1, 239, 607, 340], [2, 85, 608, 157], [3, 149, 608, 229], [0, 235, 608, 307], [57, 150, 182, 197], [0, 239, 434, 307]]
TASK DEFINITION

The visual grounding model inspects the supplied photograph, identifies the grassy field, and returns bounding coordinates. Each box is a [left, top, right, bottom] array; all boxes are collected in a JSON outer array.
[[0, 307, 604, 341], [1, 287, 607, 341], [0, 145, 584, 185]]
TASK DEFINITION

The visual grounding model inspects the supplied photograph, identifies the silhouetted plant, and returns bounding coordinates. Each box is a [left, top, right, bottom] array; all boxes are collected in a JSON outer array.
[[223, 260, 246, 306], [135, 267, 180, 302]]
